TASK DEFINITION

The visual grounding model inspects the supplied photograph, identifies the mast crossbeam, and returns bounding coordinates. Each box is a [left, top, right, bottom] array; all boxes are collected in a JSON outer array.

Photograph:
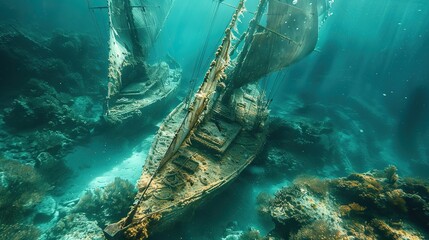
[[257, 24, 300, 46], [89, 6, 108, 10]]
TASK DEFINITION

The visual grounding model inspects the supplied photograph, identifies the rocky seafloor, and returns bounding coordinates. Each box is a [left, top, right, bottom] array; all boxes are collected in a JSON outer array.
[[242, 166, 429, 240], [0, 23, 105, 164], [0, 24, 106, 239]]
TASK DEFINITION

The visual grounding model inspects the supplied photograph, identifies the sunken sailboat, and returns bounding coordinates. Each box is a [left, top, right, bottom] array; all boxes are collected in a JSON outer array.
[[105, 0, 326, 238], [104, 0, 181, 128]]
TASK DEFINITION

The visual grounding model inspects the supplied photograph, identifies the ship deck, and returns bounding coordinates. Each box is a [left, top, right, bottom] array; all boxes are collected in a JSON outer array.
[[105, 62, 181, 125]]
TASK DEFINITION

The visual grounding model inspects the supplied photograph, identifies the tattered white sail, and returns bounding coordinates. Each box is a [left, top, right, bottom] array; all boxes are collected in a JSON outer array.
[[107, 0, 174, 96], [232, 0, 319, 88]]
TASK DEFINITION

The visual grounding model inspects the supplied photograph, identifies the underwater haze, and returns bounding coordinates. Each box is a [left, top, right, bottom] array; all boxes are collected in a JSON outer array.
[[0, 0, 428, 239]]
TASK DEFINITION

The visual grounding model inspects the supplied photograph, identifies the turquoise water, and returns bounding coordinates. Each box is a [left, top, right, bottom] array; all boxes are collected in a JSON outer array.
[[0, 0, 428, 239]]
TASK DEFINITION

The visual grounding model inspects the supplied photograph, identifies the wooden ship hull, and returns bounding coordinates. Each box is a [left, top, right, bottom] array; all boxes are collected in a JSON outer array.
[[104, 85, 268, 239], [103, 61, 181, 130]]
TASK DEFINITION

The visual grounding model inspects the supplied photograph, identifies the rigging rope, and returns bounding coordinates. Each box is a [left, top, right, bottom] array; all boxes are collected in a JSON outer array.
[[87, 0, 107, 49], [257, 21, 288, 109], [266, 70, 286, 108], [186, 1, 220, 106], [194, 1, 220, 80], [261, 32, 275, 100], [203, 20, 231, 69]]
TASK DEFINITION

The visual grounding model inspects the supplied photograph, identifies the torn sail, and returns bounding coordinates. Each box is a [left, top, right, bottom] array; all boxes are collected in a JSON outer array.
[[232, 0, 319, 88]]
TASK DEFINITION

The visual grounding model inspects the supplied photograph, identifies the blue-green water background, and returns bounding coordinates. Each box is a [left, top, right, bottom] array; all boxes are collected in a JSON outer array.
[[1, 0, 428, 239]]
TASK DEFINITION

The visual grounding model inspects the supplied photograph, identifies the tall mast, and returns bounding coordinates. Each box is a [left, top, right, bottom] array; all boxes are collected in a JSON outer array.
[[232, 0, 268, 82]]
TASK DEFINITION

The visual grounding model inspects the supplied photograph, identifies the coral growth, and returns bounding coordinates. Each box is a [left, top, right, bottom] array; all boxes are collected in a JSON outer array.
[[4, 79, 66, 129], [3, 79, 97, 135], [0, 25, 104, 186], [0, 158, 49, 223], [124, 213, 161, 240], [269, 183, 344, 238], [290, 220, 346, 240], [293, 175, 329, 196], [46, 213, 104, 240], [0, 78, 99, 185], [0, 223, 40, 240], [256, 192, 273, 217], [339, 202, 366, 217], [0, 79, 100, 165], [370, 218, 423, 240], [266, 166, 429, 239], [74, 177, 136, 225]]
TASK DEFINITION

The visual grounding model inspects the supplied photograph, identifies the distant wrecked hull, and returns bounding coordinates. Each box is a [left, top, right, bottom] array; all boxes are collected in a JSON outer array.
[[104, 86, 268, 239], [105, 0, 178, 132], [102, 62, 181, 132]]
